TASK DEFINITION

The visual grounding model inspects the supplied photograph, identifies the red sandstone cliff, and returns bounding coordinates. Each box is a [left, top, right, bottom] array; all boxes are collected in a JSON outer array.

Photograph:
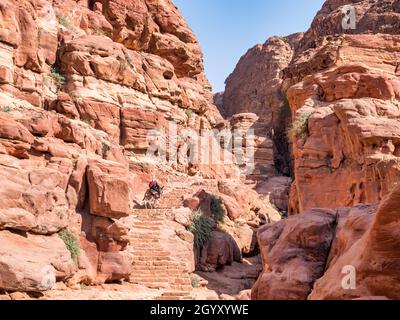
[[0, 0, 280, 300], [219, 0, 400, 300], [1, 0, 400, 301]]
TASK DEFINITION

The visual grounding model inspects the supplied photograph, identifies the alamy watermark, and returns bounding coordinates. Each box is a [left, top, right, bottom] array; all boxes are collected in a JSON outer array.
[[341, 5, 357, 30], [145, 121, 255, 175], [341, 265, 357, 290]]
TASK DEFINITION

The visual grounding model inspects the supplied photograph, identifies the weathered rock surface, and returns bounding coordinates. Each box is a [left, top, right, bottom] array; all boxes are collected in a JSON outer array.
[[219, 33, 304, 179], [218, 1, 400, 216], [309, 186, 400, 300], [0, 230, 75, 292], [252, 191, 400, 300], [0, 0, 268, 298], [242, 0, 400, 301], [252, 209, 336, 300], [286, 33, 400, 213]]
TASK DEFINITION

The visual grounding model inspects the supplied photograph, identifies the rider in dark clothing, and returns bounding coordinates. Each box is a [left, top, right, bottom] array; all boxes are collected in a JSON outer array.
[[149, 179, 161, 198]]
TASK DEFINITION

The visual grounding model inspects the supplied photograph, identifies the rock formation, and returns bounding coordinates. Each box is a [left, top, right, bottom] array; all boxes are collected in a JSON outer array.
[[2, 0, 400, 301], [0, 0, 275, 300], [216, 0, 400, 300]]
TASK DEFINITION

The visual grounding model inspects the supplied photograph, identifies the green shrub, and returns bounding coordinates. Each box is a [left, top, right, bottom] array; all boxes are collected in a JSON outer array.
[[49, 68, 66, 89], [37, 27, 42, 42], [123, 50, 133, 64], [57, 14, 77, 33], [188, 209, 214, 249], [190, 276, 201, 288], [185, 109, 195, 119], [58, 229, 81, 263], [287, 110, 312, 140], [93, 27, 107, 36], [210, 195, 226, 222], [2, 107, 11, 113]]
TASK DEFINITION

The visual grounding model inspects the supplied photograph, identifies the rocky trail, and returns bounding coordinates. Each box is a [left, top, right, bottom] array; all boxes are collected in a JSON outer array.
[[129, 208, 193, 300], [1, 0, 400, 300]]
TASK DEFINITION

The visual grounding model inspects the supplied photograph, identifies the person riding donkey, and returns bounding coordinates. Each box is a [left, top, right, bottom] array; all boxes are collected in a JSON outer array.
[[148, 177, 162, 199], [142, 177, 164, 209]]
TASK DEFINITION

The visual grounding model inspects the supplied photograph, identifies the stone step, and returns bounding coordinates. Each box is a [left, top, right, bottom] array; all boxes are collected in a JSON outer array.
[[161, 291, 192, 297], [132, 261, 181, 267], [129, 236, 160, 241], [130, 224, 161, 229], [130, 268, 185, 274], [170, 285, 192, 291], [131, 257, 172, 262]]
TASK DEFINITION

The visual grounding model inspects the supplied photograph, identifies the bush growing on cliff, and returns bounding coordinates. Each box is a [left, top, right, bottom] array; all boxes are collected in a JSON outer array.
[[190, 276, 201, 288], [123, 50, 133, 64], [288, 110, 312, 140], [93, 27, 107, 37], [188, 209, 214, 249], [185, 109, 195, 119], [49, 68, 66, 89], [210, 195, 226, 222], [58, 229, 81, 263], [57, 14, 77, 33]]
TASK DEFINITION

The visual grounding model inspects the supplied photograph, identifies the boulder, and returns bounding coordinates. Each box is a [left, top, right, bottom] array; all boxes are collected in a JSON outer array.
[[252, 209, 336, 300], [98, 251, 133, 282], [0, 154, 72, 234], [87, 160, 132, 219], [0, 230, 75, 292], [200, 231, 242, 272], [309, 186, 400, 300]]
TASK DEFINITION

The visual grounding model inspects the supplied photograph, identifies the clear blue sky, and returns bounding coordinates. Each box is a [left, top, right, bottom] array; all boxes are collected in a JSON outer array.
[[173, 0, 325, 93]]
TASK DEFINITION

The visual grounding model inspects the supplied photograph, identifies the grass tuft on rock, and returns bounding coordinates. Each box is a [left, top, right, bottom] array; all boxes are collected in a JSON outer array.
[[288, 110, 312, 140], [210, 195, 226, 222], [190, 276, 201, 288], [58, 229, 81, 263], [57, 14, 77, 33], [188, 209, 214, 249], [49, 68, 66, 89]]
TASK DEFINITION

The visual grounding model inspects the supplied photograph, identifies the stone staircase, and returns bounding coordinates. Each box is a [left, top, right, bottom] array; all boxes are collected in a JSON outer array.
[[158, 188, 188, 209], [128, 208, 193, 300], [126, 178, 222, 299], [158, 178, 220, 209]]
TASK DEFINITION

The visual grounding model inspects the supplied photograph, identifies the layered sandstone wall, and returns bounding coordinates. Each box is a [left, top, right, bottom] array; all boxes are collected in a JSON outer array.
[[220, 33, 304, 179], [220, 0, 400, 214], [234, 0, 400, 300], [0, 0, 273, 297], [284, 5, 400, 212]]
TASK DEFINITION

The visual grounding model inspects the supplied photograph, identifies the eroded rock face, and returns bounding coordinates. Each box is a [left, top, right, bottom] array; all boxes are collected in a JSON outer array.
[[220, 33, 304, 178], [277, 1, 400, 213], [309, 187, 400, 300], [226, 0, 400, 301], [219, 1, 400, 215], [223, 34, 302, 120], [300, 0, 400, 51], [252, 209, 336, 300], [0, 230, 76, 292], [251, 201, 400, 300], [286, 34, 400, 213], [0, 0, 271, 297], [87, 159, 133, 219]]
